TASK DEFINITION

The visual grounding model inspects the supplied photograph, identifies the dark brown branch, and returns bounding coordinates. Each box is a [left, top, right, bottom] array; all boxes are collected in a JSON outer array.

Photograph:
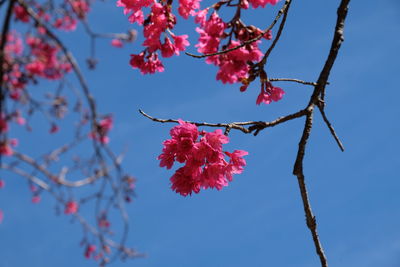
[[139, 108, 307, 136], [292, 108, 328, 267], [317, 103, 344, 152], [291, 1, 351, 266], [310, 0, 350, 104], [185, 0, 292, 59], [260, 0, 292, 65], [269, 78, 318, 86]]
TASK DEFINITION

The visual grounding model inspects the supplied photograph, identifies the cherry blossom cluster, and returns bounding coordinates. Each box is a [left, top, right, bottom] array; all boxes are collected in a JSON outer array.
[[158, 120, 248, 196], [14, 0, 90, 31], [1, 30, 72, 156], [195, 11, 271, 84], [255, 80, 284, 105], [118, 0, 191, 74], [118, 0, 285, 105]]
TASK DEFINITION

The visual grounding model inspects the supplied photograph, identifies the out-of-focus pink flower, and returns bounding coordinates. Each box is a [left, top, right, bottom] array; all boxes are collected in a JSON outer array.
[[111, 39, 123, 48], [0, 117, 8, 133], [32, 196, 41, 203], [0, 210, 3, 223], [0, 142, 13, 156], [14, 5, 30, 23], [84, 244, 96, 259], [49, 124, 59, 134], [9, 138, 18, 147], [0, 180, 5, 189], [89, 116, 113, 144], [69, 0, 90, 19], [30, 185, 38, 192], [64, 201, 79, 214]]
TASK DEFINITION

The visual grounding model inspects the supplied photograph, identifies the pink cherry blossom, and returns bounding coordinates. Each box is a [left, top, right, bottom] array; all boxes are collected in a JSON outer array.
[[9, 138, 18, 147], [14, 5, 30, 23], [32, 196, 41, 203], [256, 82, 285, 105], [161, 37, 175, 58], [158, 121, 248, 196], [0, 116, 8, 133], [64, 201, 79, 214], [89, 116, 113, 144], [84, 244, 96, 259], [172, 35, 190, 53], [178, 0, 201, 19], [111, 39, 123, 48], [0, 142, 13, 156]]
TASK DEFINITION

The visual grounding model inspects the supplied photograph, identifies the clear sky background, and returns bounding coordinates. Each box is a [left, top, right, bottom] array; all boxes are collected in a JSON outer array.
[[1, 0, 400, 266]]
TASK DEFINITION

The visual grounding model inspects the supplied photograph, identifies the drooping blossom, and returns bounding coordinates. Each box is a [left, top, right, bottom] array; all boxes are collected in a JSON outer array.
[[89, 116, 113, 144], [14, 5, 30, 23], [256, 81, 285, 105], [111, 39, 123, 48], [0, 142, 13, 156], [32, 196, 41, 203], [69, 0, 90, 19], [119, 0, 190, 74], [84, 244, 96, 259], [178, 0, 201, 19], [64, 201, 79, 214], [0, 116, 8, 133], [49, 124, 59, 134], [158, 120, 248, 196], [98, 213, 111, 228], [53, 16, 78, 31], [130, 52, 164, 74]]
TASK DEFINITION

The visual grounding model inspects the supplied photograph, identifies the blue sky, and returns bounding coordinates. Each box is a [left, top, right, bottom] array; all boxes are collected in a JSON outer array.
[[1, 0, 400, 266]]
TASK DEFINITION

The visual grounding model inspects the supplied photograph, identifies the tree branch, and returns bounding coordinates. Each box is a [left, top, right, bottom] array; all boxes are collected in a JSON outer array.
[[185, 0, 292, 59], [139, 108, 307, 136]]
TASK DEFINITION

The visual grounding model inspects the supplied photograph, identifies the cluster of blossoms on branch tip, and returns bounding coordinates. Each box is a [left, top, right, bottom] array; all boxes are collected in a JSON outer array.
[[118, 0, 191, 74], [158, 120, 248, 196], [118, 0, 285, 105]]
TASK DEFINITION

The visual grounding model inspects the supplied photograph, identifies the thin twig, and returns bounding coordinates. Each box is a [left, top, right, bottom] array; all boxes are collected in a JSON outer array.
[[317, 104, 344, 152], [269, 78, 318, 86], [139, 108, 307, 136], [260, 0, 292, 65]]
